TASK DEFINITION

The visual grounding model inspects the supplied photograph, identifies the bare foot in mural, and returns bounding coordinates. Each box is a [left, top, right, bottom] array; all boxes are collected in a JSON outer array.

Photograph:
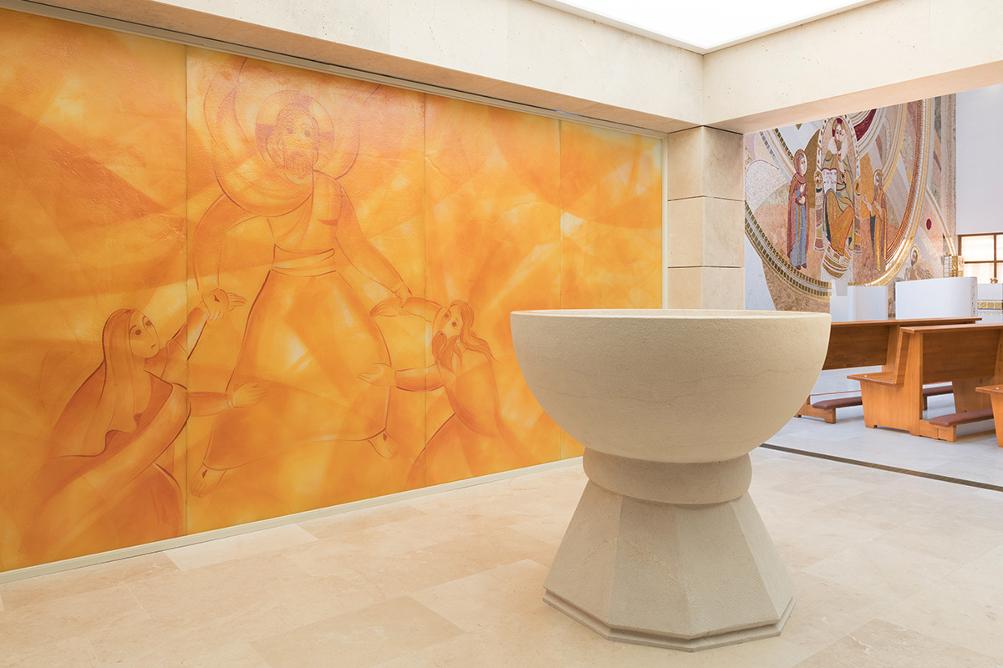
[[192, 465, 227, 497], [368, 432, 397, 459]]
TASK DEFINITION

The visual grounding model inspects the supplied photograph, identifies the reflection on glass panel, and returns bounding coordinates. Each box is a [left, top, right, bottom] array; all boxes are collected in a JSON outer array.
[[961, 235, 995, 262], [964, 262, 995, 284]]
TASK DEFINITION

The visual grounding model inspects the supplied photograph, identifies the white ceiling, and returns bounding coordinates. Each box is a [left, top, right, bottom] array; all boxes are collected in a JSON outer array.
[[531, 0, 878, 53]]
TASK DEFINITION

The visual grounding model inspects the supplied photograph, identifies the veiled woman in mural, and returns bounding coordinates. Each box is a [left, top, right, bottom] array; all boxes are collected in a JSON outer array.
[[786, 149, 810, 270], [374, 297, 528, 486], [866, 168, 889, 271], [191, 62, 412, 495], [22, 299, 257, 563]]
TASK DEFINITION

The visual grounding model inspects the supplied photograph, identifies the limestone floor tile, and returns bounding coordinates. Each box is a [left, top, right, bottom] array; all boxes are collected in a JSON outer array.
[[780, 570, 889, 653], [410, 559, 547, 634], [874, 546, 1003, 660], [865, 520, 1003, 563], [3, 636, 98, 667], [0, 552, 177, 611], [92, 554, 380, 663], [163, 524, 317, 571], [506, 509, 576, 546], [769, 510, 887, 570], [775, 468, 886, 506], [289, 524, 556, 601], [298, 503, 429, 540], [253, 596, 463, 667], [803, 539, 958, 602], [125, 641, 270, 668], [794, 619, 1003, 668], [747, 486, 832, 526], [0, 583, 147, 657]]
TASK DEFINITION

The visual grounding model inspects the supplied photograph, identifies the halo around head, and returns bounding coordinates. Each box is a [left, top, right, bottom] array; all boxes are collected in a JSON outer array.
[[254, 89, 360, 179]]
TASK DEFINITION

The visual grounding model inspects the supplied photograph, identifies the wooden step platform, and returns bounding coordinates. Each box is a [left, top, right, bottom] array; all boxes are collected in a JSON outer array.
[[920, 408, 994, 442], [797, 384, 953, 424]]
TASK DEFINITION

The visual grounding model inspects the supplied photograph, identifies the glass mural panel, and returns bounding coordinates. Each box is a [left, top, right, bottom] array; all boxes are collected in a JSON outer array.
[[0, 10, 188, 570], [0, 9, 664, 571]]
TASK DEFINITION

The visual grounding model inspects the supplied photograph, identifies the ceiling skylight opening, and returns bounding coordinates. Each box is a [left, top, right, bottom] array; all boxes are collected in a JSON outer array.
[[532, 0, 878, 53]]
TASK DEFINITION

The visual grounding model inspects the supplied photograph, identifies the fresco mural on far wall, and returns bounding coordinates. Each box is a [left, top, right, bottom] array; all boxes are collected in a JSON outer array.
[[745, 97, 956, 311], [0, 10, 663, 571]]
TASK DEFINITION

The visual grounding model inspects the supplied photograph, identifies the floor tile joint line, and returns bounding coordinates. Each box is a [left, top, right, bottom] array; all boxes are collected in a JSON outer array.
[[761, 442, 1003, 494]]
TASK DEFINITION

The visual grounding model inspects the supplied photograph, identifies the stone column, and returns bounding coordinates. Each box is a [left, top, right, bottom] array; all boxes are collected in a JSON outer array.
[[665, 126, 745, 308]]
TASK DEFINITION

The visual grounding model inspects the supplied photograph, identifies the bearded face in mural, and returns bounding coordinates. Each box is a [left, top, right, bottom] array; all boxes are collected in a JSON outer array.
[[816, 116, 860, 278], [265, 104, 321, 181]]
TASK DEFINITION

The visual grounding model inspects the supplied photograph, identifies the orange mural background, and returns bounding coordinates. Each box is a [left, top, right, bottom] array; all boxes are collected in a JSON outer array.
[[0, 10, 663, 571]]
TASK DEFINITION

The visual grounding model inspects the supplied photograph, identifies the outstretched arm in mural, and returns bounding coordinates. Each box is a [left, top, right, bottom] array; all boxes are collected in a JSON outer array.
[[144, 291, 263, 414], [326, 185, 411, 304], [145, 294, 244, 384], [192, 195, 255, 318], [189, 384, 267, 416], [393, 366, 446, 392]]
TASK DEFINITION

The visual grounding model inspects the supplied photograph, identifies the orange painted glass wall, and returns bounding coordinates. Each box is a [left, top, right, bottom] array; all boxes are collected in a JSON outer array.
[[0, 10, 663, 571]]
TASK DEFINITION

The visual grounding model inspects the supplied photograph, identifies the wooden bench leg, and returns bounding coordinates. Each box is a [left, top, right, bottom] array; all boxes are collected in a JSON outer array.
[[796, 400, 837, 424], [990, 395, 1003, 448], [917, 420, 958, 442]]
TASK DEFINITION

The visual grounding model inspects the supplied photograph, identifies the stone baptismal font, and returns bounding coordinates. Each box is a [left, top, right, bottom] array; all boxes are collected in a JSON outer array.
[[512, 309, 830, 651]]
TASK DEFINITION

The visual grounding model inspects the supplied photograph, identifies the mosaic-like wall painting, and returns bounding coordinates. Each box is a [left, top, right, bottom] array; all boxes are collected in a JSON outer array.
[[745, 98, 956, 310], [0, 10, 663, 570]]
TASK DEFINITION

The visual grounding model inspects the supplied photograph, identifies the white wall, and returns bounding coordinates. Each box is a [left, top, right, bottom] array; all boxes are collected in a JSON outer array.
[[957, 84, 1003, 234]]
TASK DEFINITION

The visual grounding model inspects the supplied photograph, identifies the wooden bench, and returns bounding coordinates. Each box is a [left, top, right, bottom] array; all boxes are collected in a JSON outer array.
[[796, 317, 978, 423], [850, 322, 1003, 441], [975, 384, 1003, 447]]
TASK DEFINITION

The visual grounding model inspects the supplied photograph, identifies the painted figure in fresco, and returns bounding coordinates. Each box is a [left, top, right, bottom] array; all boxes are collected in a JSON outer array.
[[817, 118, 857, 260], [372, 297, 528, 486], [786, 149, 810, 270], [22, 298, 259, 563], [191, 68, 412, 495], [865, 168, 889, 272], [905, 247, 932, 281]]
